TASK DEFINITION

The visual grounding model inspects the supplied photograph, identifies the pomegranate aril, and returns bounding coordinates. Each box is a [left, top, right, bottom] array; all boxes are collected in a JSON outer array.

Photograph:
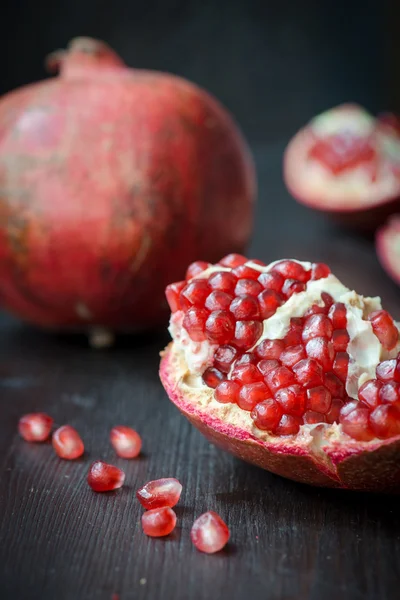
[[234, 352, 257, 367], [231, 264, 261, 280], [255, 339, 285, 360], [275, 385, 306, 416], [110, 425, 142, 458], [165, 281, 185, 313], [257, 359, 280, 376], [186, 261, 210, 280], [324, 372, 345, 398], [310, 263, 331, 280], [281, 279, 306, 298], [340, 400, 360, 418], [309, 133, 376, 174], [293, 359, 324, 388], [325, 398, 344, 424], [358, 379, 381, 409], [52, 425, 84, 460], [304, 304, 328, 317], [182, 307, 208, 341], [205, 290, 233, 311], [213, 344, 238, 373], [88, 461, 125, 492], [18, 412, 53, 442], [215, 380, 240, 404], [340, 407, 375, 442], [370, 405, 400, 439], [205, 310, 235, 344], [238, 382, 271, 411], [180, 279, 210, 310], [258, 271, 284, 292], [251, 398, 283, 431], [219, 253, 247, 268], [258, 289, 283, 318], [321, 293, 334, 308], [272, 260, 310, 283], [136, 478, 182, 509], [368, 310, 399, 351], [275, 414, 302, 435], [303, 411, 326, 424], [332, 329, 350, 352], [376, 359, 396, 382], [284, 318, 304, 346], [305, 337, 334, 370], [280, 345, 306, 367], [235, 278, 263, 297], [265, 366, 296, 393], [333, 352, 349, 382], [142, 507, 177, 538], [328, 303, 347, 329], [379, 382, 400, 407], [191, 511, 230, 554], [229, 295, 260, 319], [233, 320, 263, 349], [302, 314, 333, 342], [231, 363, 263, 384], [202, 367, 225, 388], [208, 271, 237, 294], [306, 385, 332, 413]]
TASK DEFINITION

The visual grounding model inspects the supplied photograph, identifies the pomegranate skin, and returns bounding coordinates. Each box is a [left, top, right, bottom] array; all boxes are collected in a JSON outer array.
[[160, 343, 400, 492], [0, 38, 255, 334]]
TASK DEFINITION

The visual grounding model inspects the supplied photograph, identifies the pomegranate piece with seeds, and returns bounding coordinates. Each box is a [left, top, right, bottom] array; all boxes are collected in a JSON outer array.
[[18, 413, 53, 442], [136, 478, 182, 509], [88, 461, 125, 492], [368, 310, 399, 350], [110, 426, 142, 458], [52, 425, 84, 459], [142, 507, 177, 537], [191, 511, 230, 553]]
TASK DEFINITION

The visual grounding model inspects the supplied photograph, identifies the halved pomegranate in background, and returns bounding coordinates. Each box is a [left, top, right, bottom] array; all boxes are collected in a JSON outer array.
[[283, 104, 400, 230], [376, 214, 400, 286], [160, 256, 400, 491]]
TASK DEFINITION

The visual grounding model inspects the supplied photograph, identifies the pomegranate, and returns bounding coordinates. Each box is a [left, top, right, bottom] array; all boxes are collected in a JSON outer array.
[[136, 478, 182, 510], [191, 511, 230, 554], [87, 461, 125, 492], [283, 104, 400, 230], [0, 37, 255, 346], [160, 257, 400, 491], [376, 214, 400, 286], [141, 507, 177, 537]]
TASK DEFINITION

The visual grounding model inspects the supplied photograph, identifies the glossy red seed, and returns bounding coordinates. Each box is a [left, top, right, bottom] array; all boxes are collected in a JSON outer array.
[[165, 281, 186, 312], [340, 400, 361, 417], [340, 407, 375, 441], [368, 310, 399, 350], [265, 366, 296, 393], [205, 310, 235, 344], [305, 337, 334, 370], [18, 413, 53, 442], [205, 290, 233, 311], [52, 425, 84, 460], [208, 271, 238, 294], [88, 461, 125, 492], [235, 278, 263, 297], [370, 405, 400, 439], [284, 318, 304, 346], [202, 367, 225, 388], [324, 373, 345, 398], [275, 385, 306, 416], [231, 363, 263, 384], [215, 380, 240, 404], [292, 359, 324, 388], [321, 292, 334, 308], [238, 382, 271, 410], [186, 261, 211, 280], [136, 478, 182, 509], [255, 339, 285, 360], [229, 295, 260, 319], [275, 414, 302, 435], [213, 345, 238, 373], [302, 314, 333, 342], [142, 507, 177, 537], [358, 379, 381, 409], [251, 398, 283, 431], [310, 263, 331, 280], [258, 289, 283, 318], [280, 345, 306, 367], [281, 279, 306, 298], [379, 382, 400, 407], [257, 359, 280, 376], [303, 411, 326, 424], [232, 264, 261, 280], [219, 253, 247, 268], [333, 352, 349, 382], [191, 511, 230, 554], [306, 386, 332, 413], [233, 320, 263, 349], [272, 260, 310, 282], [233, 352, 257, 367], [182, 307, 209, 341], [258, 271, 284, 292], [332, 329, 350, 352], [304, 303, 328, 317], [376, 359, 396, 381], [328, 303, 347, 329], [110, 426, 142, 458], [180, 280, 210, 310], [325, 398, 345, 424]]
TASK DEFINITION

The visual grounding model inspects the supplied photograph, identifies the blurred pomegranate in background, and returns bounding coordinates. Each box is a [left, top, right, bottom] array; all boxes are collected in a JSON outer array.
[[0, 37, 255, 346]]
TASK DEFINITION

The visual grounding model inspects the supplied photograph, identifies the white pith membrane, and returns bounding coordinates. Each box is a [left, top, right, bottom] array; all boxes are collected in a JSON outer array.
[[167, 259, 400, 465], [284, 104, 400, 210]]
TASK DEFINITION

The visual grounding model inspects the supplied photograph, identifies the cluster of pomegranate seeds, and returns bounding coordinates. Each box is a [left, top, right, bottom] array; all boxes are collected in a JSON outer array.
[[191, 511, 230, 554], [136, 478, 182, 509], [308, 132, 377, 175], [18, 412, 53, 442], [142, 507, 177, 537], [87, 461, 125, 492], [52, 425, 85, 460], [110, 425, 142, 458]]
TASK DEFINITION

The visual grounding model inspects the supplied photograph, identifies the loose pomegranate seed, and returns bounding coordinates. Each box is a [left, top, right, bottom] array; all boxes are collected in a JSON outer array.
[[340, 407, 375, 441], [379, 382, 400, 407], [258, 290, 283, 318], [368, 310, 399, 350], [205, 310, 235, 344], [213, 344, 238, 373], [280, 345, 306, 367], [303, 411, 326, 424], [251, 398, 283, 431], [325, 398, 345, 423], [205, 290, 233, 311], [231, 264, 261, 280], [358, 379, 381, 409], [302, 314, 333, 342], [233, 320, 263, 349], [255, 339, 285, 360], [88, 461, 125, 492], [165, 281, 186, 312], [370, 405, 400, 439], [110, 426, 142, 458], [328, 303, 347, 329], [219, 253, 247, 268], [275, 385, 306, 416], [305, 337, 334, 370], [208, 271, 237, 294], [234, 352, 257, 367], [229, 295, 260, 319], [332, 329, 350, 352], [265, 366, 296, 393], [182, 307, 209, 341], [257, 359, 280, 376], [142, 507, 177, 537], [376, 359, 396, 381], [324, 373, 345, 398], [284, 318, 304, 346], [333, 352, 349, 382], [191, 511, 230, 554], [306, 385, 332, 413], [258, 271, 284, 292], [272, 260, 310, 283], [275, 414, 302, 435], [235, 278, 263, 297], [18, 412, 53, 442], [231, 363, 263, 384], [215, 380, 240, 404], [136, 478, 182, 509], [202, 367, 225, 388], [310, 263, 331, 280], [180, 280, 210, 310], [281, 279, 306, 298], [238, 382, 271, 410], [292, 359, 324, 388], [52, 425, 84, 460], [185, 261, 210, 279]]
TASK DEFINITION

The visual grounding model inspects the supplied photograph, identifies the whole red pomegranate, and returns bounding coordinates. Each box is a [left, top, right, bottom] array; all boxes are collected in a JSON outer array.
[[0, 38, 255, 344]]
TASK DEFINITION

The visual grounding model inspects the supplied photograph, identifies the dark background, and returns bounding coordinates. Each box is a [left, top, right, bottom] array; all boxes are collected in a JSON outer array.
[[1, 1, 400, 599]]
